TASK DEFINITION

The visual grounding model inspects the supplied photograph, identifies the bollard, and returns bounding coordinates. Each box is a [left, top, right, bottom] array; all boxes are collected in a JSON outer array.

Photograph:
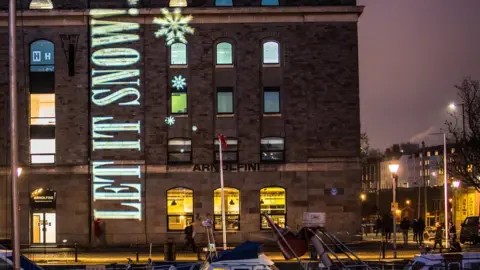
[[74, 242, 78, 262], [382, 241, 386, 259], [136, 240, 139, 262]]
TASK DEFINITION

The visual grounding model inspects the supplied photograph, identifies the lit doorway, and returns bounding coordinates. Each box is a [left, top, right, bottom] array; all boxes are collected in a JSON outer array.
[[32, 212, 56, 244]]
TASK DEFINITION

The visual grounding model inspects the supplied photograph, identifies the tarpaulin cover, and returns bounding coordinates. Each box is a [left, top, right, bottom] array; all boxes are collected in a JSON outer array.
[[213, 241, 262, 262]]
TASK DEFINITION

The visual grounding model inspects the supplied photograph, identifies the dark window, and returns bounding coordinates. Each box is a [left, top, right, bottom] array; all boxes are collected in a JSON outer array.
[[261, 137, 284, 162], [262, 0, 279, 5], [217, 87, 234, 114], [215, 0, 233, 6], [465, 217, 479, 225], [168, 138, 192, 163], [263, 87, 280, 114], [214, 138, 238, 162]]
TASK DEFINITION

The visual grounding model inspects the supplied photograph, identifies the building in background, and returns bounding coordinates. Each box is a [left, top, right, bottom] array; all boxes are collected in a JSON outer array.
[[0, 0, 363, 246]]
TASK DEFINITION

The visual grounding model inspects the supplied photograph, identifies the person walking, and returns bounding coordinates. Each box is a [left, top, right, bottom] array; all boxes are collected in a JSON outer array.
[[183, 222, 197, 252], [94, 218, 104, 247], [411, 218, 419, 244], [375, 217, 382, 237], [417, 217, 426, 246], [433, 222, 443, 252], [449, 221, 457, 245], [400, 217, 410, 246], [382, 214, 392, 241]]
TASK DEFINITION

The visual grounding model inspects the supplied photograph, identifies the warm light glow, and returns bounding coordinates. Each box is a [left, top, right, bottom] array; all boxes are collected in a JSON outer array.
[[449, 198, 453, 203], [167, 187, 193, 230], [448, 102, 456, 111], [452, 181, 460, 188], [360, 193, 366, 201], [406, 200, 410, 205], [260, 187, 286, 229], [432, 172, 437, 177], [395, 210, 401, 214], [17, 168, 22, 177], [388, 163, 399, 174]]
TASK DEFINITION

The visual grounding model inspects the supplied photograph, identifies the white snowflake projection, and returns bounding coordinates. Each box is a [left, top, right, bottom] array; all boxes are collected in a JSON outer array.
[[165, 116, 176, 126], [172, 75, 187, 90], [153, 8, 195, 46]]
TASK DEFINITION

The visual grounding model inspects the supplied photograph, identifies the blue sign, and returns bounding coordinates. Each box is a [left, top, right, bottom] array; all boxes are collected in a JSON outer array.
[[30, 40, 54, 66], [330, 188, 338, 196]]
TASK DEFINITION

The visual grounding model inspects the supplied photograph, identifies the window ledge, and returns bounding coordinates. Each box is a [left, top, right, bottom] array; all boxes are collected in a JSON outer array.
[[170, 65, 188, 69], [171, 114, 188, 118], [263, 64, 281, 68], [216, 114, 235, 118], [215, 64, 235, 68], [263, 113, 281, 117]]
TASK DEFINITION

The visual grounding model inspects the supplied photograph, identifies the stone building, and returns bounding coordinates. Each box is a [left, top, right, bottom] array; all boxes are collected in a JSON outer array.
[[0, 0, 363, 247]]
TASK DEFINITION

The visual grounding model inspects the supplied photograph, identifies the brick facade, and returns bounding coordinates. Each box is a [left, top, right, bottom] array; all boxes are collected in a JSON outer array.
[[0, 4, 363, 246]]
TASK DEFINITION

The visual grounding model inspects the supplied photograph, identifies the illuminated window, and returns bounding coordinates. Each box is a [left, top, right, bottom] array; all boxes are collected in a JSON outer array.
[[171, 87, 187, 114], [261, 137, 284, 162], [260, 187, 286, 229], [214, 138, 238, 162], [170, 43, 187, 65], [215, 0, 233, 6], [214, 188, 240, 231], [427, 151, 431, 157], [30, 139, 55, 164], [30, 40, 55, 165], [435, 151, 439, 156], [216, 87, 233, 114], [262, 0, 279, 5], [168, 138, 192, 163], [30, 94, 55, 125], [29, 0, 53, 9], [263, 87, 280, 114], [169, 0, 187, 7], [167, 187, 194, 231], [216, 42, 233, 65], [263, 41, 280, 64]]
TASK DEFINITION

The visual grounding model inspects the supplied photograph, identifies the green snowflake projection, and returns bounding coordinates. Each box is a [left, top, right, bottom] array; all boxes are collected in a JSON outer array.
[[165, 116, 176, 126], [153, 8, 195, 46], [172, 75, 187, 90]]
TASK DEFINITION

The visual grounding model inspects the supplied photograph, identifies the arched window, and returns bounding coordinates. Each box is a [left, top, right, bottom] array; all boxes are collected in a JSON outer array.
[[263, 41, 280, 64], [261, 137, 284, 161], [216, 42, 233, 65], [167, 187, 194, 231], [169, 0, 187, 7], [29, 0, 53, 9], [215, 0, 233, 6], [262, 0, 279, 5], [214, 188, 240, 231], [168, 138, 192, 163], [30, 40, 56, 164], [170, 43, 187, 65], [260, 187, 286, 229]]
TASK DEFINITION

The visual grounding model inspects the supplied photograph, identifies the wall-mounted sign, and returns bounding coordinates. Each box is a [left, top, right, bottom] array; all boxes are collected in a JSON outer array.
[[324, 188, 344, 196], [30, 188, 56, 209], [192, 163, 260, 172], [330, 188, 338, 196]]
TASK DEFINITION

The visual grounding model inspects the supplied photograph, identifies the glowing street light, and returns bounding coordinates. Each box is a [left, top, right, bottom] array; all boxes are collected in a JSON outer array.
[[360, 193, 366, 201], [452, 180, 460, 188], [448, 102, 457, 111], [406, 200, 410, 205], [447, 102, 466, 141], [388, 162, 399, 259]]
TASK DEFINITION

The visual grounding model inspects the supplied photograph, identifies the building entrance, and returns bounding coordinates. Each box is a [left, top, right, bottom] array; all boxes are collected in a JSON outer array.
[[32, 212, 56, 244]]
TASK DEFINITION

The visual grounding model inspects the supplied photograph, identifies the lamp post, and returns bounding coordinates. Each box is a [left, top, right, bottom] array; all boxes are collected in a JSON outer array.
[[388, 163, 399, 259], [452, 180, 460, 229], [449, 102, 466, 142]]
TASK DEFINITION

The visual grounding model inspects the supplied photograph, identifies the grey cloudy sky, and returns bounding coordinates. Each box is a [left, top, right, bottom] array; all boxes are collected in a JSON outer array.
[[357, 0, 480, 150]]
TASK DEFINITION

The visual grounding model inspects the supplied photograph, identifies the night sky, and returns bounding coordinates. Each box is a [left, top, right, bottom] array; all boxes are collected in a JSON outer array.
[[358, 0, 480, 150]]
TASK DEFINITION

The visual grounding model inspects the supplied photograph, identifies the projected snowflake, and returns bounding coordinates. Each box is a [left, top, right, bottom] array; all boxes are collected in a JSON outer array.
[[153, 8, 194, 46], [172, 75, 186, 90], [165, 116, 176, 126]]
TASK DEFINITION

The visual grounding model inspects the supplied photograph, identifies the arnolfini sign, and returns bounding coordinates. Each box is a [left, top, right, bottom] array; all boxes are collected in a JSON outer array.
[[89, 7, 194, 220]]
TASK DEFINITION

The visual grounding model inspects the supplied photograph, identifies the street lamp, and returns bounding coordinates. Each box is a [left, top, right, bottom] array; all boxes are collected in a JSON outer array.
[[406, 200, 411, 206], [388, 163, 399, 259], [452, 180, 460, 229], [360, 193, 366, 201], [448, 102, 466, 141]]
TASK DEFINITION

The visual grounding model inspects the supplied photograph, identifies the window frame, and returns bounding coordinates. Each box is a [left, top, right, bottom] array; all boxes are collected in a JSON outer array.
[[214, 137, 238, 163], [262, 40, 280, 65], [215, 0, 233, 6], [167, 138, 192, 164], [260, 137, 285, 162], [213, 187, 241, 231], [166, 187, 194, 232], [260, 186, 287, 230], [216, 87, 234, 115], [263, 87, 281, 114], [170, 43, 188, 66], [30, 93, 56, 125], [170, 86, 188, 115], [169, 0, 187, 7], [30, 138, 56, 165], [29, 0, 53, 9], [215, 42, 234, 66]]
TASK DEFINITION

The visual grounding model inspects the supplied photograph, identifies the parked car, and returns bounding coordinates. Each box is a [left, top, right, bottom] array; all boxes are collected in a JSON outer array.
[[460, 216, 480, 244], [402, 252, 480, 270]]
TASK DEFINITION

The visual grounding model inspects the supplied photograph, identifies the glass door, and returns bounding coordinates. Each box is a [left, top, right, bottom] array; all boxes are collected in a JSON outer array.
[[32, 212, 56, 244]]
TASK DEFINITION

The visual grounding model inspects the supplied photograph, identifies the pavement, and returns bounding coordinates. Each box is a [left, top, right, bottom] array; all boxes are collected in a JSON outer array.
[[21, 237, 480, 266]]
